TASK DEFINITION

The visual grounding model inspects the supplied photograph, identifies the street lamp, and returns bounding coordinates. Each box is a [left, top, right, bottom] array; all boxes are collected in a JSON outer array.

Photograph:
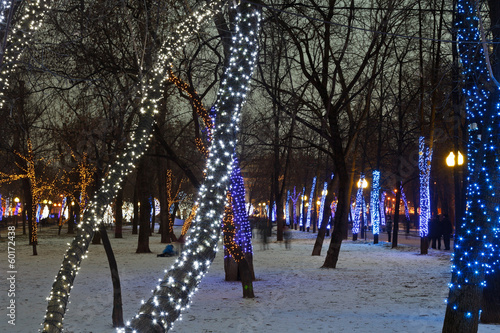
[[446, 151, 464, 167], [14, 197, 20, 228], [357, 178, 368, 188], [446, 150, 465, 237]]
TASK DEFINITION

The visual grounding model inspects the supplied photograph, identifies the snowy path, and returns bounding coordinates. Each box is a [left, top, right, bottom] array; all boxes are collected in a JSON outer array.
[[0, 226, 498, 333]]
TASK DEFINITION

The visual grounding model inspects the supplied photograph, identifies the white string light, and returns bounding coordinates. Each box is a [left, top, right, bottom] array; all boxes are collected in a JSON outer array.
[[120, 3, 260, 332], [41, 2, 225, 332]]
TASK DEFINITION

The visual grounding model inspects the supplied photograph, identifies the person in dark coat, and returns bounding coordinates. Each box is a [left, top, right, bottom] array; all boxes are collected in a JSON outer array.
[[386, 215, 393, 242], [441, 214, 453, 250], [429, 215, 441, 250]]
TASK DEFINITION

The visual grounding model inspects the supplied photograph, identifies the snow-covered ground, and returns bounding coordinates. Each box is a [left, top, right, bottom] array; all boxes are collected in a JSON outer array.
[[1, 225, 499, 333]]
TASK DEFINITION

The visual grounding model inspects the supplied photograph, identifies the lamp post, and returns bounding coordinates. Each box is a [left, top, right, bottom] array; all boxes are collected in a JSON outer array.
[[301, 195, 307, 231], [357, 178, 368, 239], [446, 150, 464, 234], [14, 197, 20, 228]]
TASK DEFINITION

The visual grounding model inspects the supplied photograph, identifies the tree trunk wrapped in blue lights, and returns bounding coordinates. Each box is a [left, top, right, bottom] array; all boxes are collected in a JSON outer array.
[[122, 3, 260, 332], [370, 170, 380, 244], [442, 0, 500, 332], [224, 157, 255, 282], [230, 157, 253, 257], [305, 176, 316, 231], [418, 136, 432, 255], [352, 173, 365, 241]]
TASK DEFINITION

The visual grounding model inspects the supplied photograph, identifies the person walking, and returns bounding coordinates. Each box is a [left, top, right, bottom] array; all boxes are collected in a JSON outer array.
[[284, 225, 292, 249], [429, 215, 441, 250], [441, 214, 453, 250], [386, 215, 393, 242]]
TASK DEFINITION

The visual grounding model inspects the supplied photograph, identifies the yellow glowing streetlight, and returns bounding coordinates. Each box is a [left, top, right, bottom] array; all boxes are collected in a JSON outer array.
[[14, 197, 20, 203], [446, 151, 464, 167], [357, 179, 368, 188]]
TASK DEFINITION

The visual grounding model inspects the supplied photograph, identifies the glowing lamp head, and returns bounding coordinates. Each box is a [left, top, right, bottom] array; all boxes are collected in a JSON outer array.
[[14, 197, 20, 203], [357, 179, 368, 188], [446, 151, 464, 167]]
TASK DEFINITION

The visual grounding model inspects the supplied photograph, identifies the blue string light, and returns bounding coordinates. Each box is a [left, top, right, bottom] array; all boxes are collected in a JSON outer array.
[[229, 157, 253, 256], [305, 177, 317, 229], [380, 191, 386, 226], [299, 187, 305, 227], [352, 173, 365, 236], [419, 136, 432, 238], [371, 171, 381, 236], [286, 190, 290, 226], [444, 0, 499, 325], [400, 185, 410, 222]]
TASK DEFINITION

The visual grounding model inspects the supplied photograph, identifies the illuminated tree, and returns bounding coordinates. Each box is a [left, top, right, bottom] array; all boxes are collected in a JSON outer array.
[[0, 138, 56, 255], [480, 0, 500, 324], [289, 187, 300, 229], [353, 173, 367, 241], [305, 176, 316, 232], [224, 157, 254, 282], [41, 2, 226, 331], [418, 136, 432, 254], [121, 3, 260, 331], [371, 170, 381, 244], [160, 169, 185, 243], [442, 0, 500, 331]]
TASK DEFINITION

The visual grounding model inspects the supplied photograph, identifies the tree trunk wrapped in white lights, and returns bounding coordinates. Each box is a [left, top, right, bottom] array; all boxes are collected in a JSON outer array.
[[41, 2, 224, 332], [121, 3, 260, 332]]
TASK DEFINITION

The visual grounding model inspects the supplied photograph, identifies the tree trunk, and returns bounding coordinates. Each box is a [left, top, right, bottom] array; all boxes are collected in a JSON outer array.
[[312, 178, 335, 256], [481, 268, 500, 323], [92, 230, 102, 244], [67, 203, 75, 234], [224, 255, 239, 281], [22, 178, 33, 243], [157, 154, 168, 236], [115, 188, 123, 238], [150, 197, 155, 236], [239, 257, 255, 298], [132, 174, 139, 235], [136, 158, 151, 253], [322, 164, 349, 268], [22, 204, 26, 235], [443, 284, 482, 333], [443, 2, 494, 330], [392, 183, 401, 248], [480, 0, 500, 324], [99, 225, 124, 327]]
